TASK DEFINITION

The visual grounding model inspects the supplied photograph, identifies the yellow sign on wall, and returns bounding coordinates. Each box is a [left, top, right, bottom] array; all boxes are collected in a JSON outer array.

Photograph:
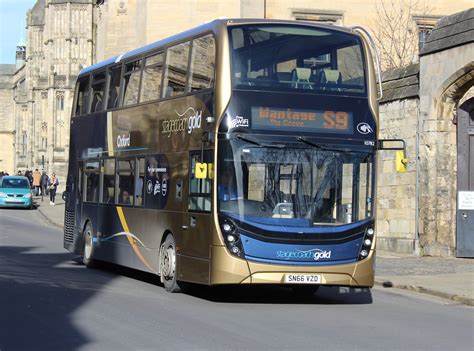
[[396, 151, 408, 173]]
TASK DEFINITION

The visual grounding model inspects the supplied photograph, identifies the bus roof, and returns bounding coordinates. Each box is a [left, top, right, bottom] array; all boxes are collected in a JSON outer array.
[[78, 18, 355, 77]]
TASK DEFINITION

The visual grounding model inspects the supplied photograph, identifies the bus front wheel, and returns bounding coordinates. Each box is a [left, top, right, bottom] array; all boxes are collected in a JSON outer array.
[[159, 235, 182, 293], [83, 222, 96, 268]]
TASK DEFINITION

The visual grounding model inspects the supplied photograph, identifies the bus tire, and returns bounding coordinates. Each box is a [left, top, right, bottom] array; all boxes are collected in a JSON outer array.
[[159, 234, 182, 293], [83, 222, 96, 268]]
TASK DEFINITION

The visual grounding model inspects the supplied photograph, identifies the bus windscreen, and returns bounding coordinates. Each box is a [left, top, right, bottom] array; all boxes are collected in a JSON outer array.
[[229, 25, 366, 95]]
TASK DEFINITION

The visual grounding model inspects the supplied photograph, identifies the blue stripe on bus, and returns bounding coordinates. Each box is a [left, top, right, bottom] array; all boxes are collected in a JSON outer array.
[[112, 147, 149, 153]]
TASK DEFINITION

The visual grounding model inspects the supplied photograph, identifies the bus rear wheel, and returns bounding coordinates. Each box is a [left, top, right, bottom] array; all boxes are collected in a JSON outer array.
[[83, 222, 96, 268], [159, 235, 182, 293]]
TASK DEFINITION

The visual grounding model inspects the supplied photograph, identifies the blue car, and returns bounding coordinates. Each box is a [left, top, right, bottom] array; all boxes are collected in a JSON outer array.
[[0, 176, 33, 209]]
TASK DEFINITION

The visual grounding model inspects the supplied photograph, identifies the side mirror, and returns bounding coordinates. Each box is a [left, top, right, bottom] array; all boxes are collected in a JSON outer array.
[[62, 191, 69, 202], [377, 139, 408, 173]]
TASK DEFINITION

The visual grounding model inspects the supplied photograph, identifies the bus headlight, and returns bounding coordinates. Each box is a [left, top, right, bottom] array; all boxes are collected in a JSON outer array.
[[219, 217, 245, 258], [359, 226, 375, 260]]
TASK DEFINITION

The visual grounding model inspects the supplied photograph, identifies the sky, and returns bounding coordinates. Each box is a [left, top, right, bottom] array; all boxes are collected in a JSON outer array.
[[0, 0, 37, 64]]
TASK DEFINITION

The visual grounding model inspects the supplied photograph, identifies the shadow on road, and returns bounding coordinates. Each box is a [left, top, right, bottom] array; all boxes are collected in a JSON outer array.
[[0, 245, 116, 350], [96, 261, 373, 305], [185, 284, 373, 305]]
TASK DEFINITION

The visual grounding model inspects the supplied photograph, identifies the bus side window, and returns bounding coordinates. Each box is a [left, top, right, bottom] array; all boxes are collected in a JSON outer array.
[[123, 60, 142, 106], [189, 35, 215, 91], [163, 41, 190, 97], [135, 158, 145, 206], [140, 53, 163, 103], [117, 159, 135, 206], [74, 76, 90, 116], [189, 152, 212, 212], [107, 65, 122, 109], [85, 160, 100, 203], [101, 158, 115, 204], [91, 71, 106, 113]]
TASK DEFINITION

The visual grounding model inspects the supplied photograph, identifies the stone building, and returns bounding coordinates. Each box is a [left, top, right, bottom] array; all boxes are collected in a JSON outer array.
[[377, 8, 474, 257], [0, 63, 18, 174], [0, 0, 95, 178]]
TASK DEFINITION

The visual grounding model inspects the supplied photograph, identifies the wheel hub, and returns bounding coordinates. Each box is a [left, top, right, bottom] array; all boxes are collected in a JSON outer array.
[[161, 245, 175, 280]]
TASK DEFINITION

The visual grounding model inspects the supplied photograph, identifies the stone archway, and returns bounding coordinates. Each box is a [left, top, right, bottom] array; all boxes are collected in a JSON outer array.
[[418, 58, 474, 256]]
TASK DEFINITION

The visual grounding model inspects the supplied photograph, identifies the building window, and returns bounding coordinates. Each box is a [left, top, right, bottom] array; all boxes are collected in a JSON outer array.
[[413, 15, 441, 50], [22, 132, 27, 156], [291, 9, 344, 25], [56, 92, 65, 111]]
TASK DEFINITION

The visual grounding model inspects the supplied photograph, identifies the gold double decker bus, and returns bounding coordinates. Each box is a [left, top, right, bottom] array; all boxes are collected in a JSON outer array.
[[64, 19, 403, 294]]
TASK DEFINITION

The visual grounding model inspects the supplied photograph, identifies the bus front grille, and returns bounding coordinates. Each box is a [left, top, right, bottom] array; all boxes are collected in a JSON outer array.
[[64, 210, 75, 244]]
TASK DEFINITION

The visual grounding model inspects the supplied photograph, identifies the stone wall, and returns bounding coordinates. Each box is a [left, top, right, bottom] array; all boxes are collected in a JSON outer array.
[[375, 64, 420, 254], [377, 98, 419, 253]]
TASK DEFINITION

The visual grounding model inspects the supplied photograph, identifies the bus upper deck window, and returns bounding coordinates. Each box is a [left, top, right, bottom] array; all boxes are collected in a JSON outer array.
[[91, 71, 106, 113], [123, 60, 142, 106], [107, 65, 122, 109], [163, 41, 190, 98], [190, 35, 215, 91], [74, 76, 90, 116], [140, 53, 163, 103]]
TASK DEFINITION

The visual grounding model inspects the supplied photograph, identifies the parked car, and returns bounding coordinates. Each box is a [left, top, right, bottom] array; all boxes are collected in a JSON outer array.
[[0, 176, 33, 209]]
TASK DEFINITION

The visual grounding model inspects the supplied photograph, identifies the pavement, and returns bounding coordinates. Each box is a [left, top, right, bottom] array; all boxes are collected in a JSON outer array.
[[33, 196, 474, 306]]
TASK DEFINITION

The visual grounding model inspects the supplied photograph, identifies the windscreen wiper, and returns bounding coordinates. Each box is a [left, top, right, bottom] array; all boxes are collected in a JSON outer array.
[[297, 137, 353, 153], [297, 137, 322, 149], [236, 134, 285, 149]]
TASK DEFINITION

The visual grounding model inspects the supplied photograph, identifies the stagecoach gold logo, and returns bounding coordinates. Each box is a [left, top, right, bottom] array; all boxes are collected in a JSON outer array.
[[277, 249, 332, 261], [161, 107, 202, 137]]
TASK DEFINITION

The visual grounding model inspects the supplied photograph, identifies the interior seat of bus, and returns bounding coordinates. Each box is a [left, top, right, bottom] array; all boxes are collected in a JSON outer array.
[[291, 67, 312, 89]]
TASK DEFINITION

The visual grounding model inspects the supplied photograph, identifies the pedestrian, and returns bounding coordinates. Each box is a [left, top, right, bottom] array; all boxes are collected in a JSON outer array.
[[17, 170, 22, 176], [48, 173, 59, 205], [32, 169, 41, 196], [40, 171, 49, 196], [25, 170, 33, 188]]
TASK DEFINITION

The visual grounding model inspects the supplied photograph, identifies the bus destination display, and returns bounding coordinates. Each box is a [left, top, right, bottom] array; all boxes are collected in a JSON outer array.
[[251, 106, 353, 134]]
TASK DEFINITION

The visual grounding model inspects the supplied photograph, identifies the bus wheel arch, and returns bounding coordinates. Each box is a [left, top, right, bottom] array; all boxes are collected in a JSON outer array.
[[82, 220, 96, 268], [159, 232, 182, 293]]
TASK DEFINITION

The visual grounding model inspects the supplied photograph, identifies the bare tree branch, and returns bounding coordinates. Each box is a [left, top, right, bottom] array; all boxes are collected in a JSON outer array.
[[370, 0, 434, 71]]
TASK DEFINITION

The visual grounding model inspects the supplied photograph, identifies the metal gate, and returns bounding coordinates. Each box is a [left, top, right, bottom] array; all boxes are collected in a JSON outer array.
[[456, 98, 474, 257]]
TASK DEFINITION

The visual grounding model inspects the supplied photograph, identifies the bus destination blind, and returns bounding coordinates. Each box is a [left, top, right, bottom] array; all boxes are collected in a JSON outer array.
[[251, 106, 353, 134]]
